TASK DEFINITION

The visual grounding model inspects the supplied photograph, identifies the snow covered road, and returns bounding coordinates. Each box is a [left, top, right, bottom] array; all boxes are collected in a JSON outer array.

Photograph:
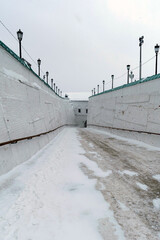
[[0, 127, 160, 240]]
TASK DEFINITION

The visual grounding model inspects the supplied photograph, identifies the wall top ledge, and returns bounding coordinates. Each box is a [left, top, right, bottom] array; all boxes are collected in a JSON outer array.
[[89, 73, 160, 99], [0, 40, 64, 99]]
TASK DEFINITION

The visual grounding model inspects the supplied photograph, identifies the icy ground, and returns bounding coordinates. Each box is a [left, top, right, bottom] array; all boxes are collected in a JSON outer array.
[[0, 127, 160, 240]]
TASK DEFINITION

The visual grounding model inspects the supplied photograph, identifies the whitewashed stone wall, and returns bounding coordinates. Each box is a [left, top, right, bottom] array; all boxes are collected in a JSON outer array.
[[0, 43, 75, 175], [87, 78, 160, 147]]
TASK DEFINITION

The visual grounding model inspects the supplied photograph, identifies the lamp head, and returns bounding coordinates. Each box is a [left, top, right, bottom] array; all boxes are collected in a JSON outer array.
[[155, 44, 160, 54], [17, 29, 23, 41], [37, 59, 41, 65], [127, 65, 130, 70]]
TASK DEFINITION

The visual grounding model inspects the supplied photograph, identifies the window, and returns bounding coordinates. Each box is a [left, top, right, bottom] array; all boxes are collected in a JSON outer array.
[[86, 109, 88, 114], [78, 108, 81, 113]]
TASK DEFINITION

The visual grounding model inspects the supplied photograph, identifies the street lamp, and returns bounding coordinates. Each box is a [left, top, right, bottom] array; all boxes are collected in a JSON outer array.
[[127, 65, 130, 84], [154, 44, 159, 75], [46, 71, 49, 84], [51, 78, 53, 88], [94, 88, 95, 95], [129, 71, 134, 82], [17, 29, 23, 58], [97, 85, 99, 94], [111, 75, 114, 89], [139, 36, 144, 80], [54, 83, 55, 91], [103, 80, 105, 92], [56, 86, 58, 94], [37, 59, 41, 77]]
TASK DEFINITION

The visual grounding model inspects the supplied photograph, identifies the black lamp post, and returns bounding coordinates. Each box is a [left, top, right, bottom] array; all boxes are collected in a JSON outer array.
[[37, 59, 41, 77], [111, 75, 114, 89], [51, 78, 53, 88], [54, 83, 55, 91], [46, 71, 49, 84], [103, 80, 105, 92], [154, 44, 159, 75], [94, 88, 95, 95], [17, 29, 23, 58], [56, 86, 58, 94], [97, 85, 99, 94], [139, 36, 144, 80], [127, 65, 130, 84]]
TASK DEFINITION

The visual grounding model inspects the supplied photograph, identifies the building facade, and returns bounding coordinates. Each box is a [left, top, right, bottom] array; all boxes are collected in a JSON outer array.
[[71, 100, 88, 127]]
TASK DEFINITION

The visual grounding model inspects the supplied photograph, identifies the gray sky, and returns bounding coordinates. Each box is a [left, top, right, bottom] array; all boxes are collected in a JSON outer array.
[[1, 0, 160, 94]]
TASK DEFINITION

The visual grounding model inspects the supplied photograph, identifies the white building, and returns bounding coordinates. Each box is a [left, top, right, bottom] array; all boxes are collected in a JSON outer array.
[[67, 92, 89, 127]]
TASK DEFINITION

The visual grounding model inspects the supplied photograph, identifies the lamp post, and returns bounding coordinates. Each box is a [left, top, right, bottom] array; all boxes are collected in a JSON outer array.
[[103, 80, 105, 92], [56, 86, 58, 94], [139, 36, 144, 80], [51, 78, 53, 88], [154, 44, 159, 75], [37, 59, 41, 77], [46, 71, 49, 84], [54, 83, 55, 91], [58, 89, 60, 95], [97, 85, 99, 94], [17, 29, 23, 58], [111, 75, 114, 89], [43, 75, 45, 81], [94, 88, 95, 95], [129, 71, 134, 82], [127, 65, 130, 84]]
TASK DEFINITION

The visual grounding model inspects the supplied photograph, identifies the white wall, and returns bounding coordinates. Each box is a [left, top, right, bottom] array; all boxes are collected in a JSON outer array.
[[0, 43, 75, 175], [87, 78, 160, 147]]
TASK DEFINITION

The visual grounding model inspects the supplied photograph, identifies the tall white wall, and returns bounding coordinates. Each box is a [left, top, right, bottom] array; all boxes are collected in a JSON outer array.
[[0, 42, 75, 175], [87, 78, 160, 147]]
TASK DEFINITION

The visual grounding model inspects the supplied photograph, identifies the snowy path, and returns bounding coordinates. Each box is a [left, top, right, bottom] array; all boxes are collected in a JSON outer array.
[[0, 127, 160, 240], [0, 128, 124, 240]]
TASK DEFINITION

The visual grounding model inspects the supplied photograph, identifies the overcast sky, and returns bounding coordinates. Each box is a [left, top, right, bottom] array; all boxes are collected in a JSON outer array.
[[1, 0, 160, 94]]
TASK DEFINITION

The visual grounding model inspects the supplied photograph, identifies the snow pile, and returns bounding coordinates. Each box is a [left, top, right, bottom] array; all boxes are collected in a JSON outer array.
[[153, 174, 160, 182], [117, 201, 129, 212], [153, 198, 160, 210], [136, 182, 148, 191], [118, 170, 138, 177]]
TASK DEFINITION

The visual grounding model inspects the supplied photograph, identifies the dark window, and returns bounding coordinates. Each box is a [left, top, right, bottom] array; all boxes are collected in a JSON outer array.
[[86, 109, 88, 114], [78, 108, 81, 113]]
